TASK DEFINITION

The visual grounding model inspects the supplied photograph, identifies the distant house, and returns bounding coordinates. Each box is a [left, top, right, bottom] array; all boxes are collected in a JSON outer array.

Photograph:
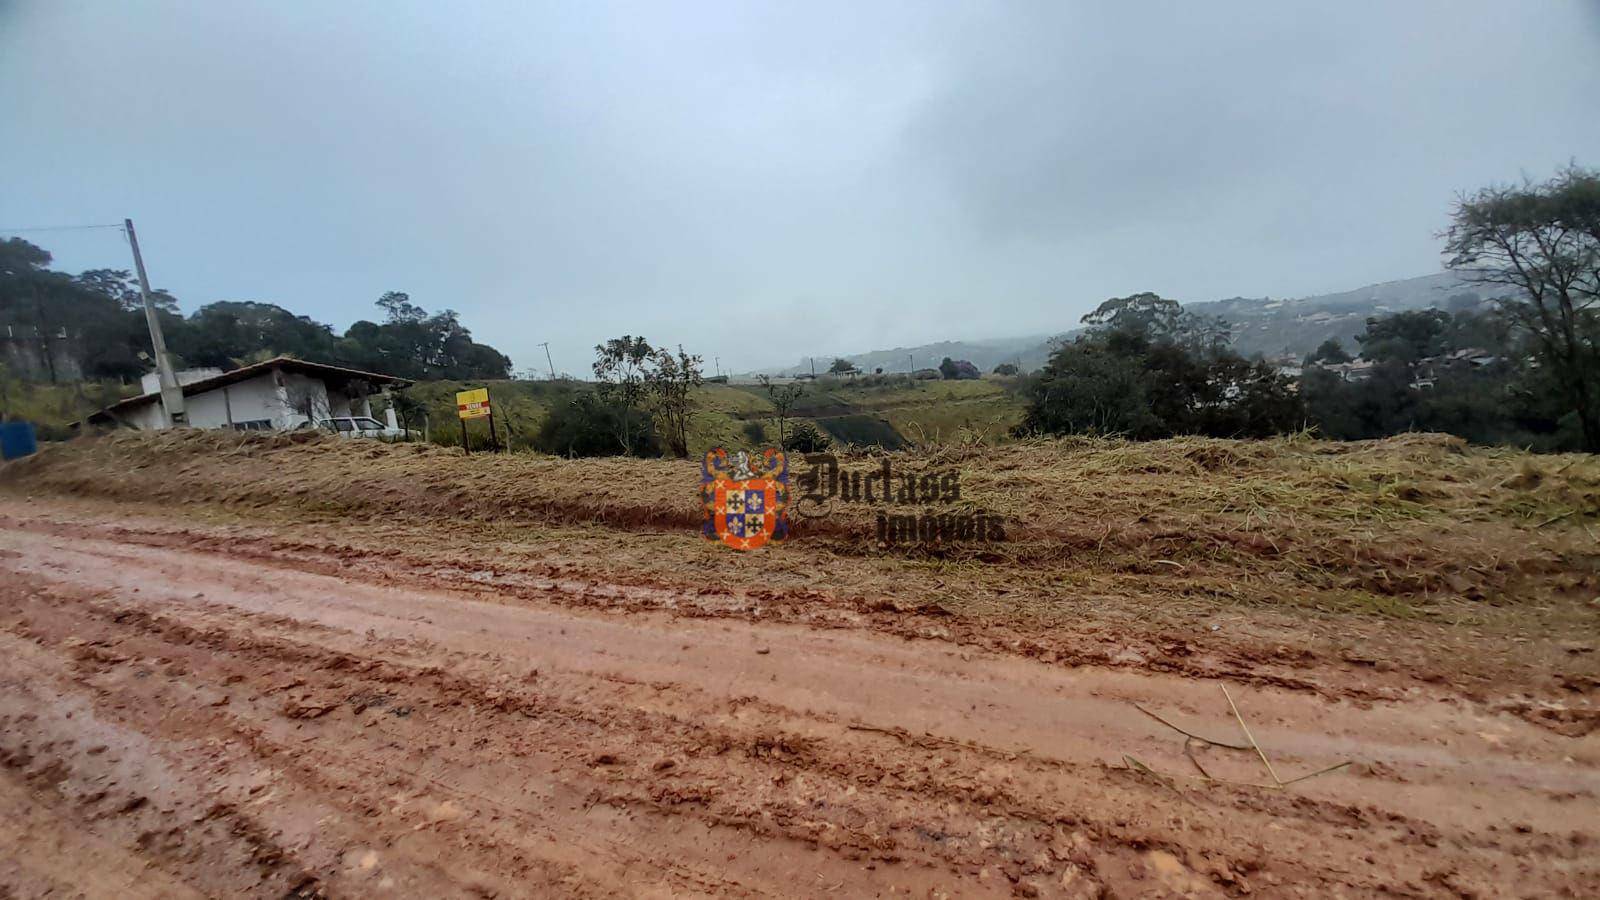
[[1317, 359, 1378, 382], [1410, 348, 1502, 390], [85, 356, 410, 432], [1310, 348, 1504, 390], [1443, 348, 1500, 368]]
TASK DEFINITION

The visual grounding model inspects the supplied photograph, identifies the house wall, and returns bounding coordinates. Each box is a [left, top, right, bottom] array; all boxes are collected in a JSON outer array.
[[280, 371, 333, 427], [139, 368, 224, 395], [185, 373, 285, 429], [278, 371, 372, 421], [109, 367, 384, 431], [123, 402, 168, 431]]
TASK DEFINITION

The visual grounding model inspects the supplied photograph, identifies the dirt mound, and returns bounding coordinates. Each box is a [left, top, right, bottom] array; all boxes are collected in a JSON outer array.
[[4, 430, 1598, 616]]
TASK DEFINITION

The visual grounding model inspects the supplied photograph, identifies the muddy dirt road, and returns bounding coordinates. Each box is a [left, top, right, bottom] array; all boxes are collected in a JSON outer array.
[[1, 504, 1596, 897]]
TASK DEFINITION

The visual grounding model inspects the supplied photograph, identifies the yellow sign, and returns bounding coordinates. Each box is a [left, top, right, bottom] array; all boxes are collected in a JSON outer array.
[[456, 388, 491, 420]]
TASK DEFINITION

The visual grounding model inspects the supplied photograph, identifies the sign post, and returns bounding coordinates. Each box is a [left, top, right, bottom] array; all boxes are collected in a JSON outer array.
[[456, 387, 491, 454]]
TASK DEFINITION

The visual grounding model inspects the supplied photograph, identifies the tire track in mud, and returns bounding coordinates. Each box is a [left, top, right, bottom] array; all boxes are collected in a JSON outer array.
[[0, 512, 1507, 708], [16, 509, 1600, 736], [1, 517, 1597, 897]]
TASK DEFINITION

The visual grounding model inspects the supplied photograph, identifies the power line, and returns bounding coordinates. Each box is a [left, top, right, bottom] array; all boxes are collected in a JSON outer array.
[[0, 223, 127, 234]]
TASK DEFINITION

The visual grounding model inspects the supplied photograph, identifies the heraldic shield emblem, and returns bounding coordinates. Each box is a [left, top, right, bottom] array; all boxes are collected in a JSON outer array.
[[701, 448, 790, 551]]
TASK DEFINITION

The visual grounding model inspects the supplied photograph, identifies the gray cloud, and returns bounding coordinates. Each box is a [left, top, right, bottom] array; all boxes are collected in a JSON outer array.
[[3, 1, 1597, 374]]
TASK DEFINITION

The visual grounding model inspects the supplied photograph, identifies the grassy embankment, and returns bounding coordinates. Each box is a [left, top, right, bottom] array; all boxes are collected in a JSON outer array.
[[7, 428, 1595, 620], [0, 377, 135, 439], [6, 429, 1597, 705], [393, 375, 1028, 453]]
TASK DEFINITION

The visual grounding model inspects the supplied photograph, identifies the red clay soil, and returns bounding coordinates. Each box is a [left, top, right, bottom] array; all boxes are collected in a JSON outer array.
[[2, 502, 1596, 898]]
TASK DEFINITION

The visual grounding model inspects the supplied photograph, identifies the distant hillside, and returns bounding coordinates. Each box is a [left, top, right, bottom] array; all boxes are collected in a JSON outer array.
[[1187, 271, 1488, 359], [767, 334, 1069, 378], [767, 271, 1490, 374]]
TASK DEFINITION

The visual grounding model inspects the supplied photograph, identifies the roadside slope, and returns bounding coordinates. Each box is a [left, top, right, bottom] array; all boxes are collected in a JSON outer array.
[[2, 430, 1597, 707]]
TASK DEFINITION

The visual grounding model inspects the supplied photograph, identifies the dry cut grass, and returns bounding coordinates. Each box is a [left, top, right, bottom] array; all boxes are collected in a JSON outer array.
[[3, 429, 1597, 622]]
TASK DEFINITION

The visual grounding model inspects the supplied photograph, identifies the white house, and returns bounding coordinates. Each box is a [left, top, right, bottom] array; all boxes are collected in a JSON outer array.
[[86, 357, 411, 432]]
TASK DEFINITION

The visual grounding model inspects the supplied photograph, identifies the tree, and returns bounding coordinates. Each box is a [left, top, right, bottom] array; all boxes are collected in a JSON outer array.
[[1176, 312, 1233, 355], [938, 357, 979, 379], [327, 295, 510, 381], [1444, 165, 1600, 451], [1, 238, 513, 387], [1308, 339, 1352, 364], [827, 357, 856, 375], [1081, 292, 1185, 338], [1301, 307, 1568, 448], [1081, 291, 1234, 355], [782, 420, 833, 453], [1189, 352, 1304, 437], [1442, 308, 1511, 356], [171, 300, 337, 369], [645, 344, 703, 458], [1355, 309, 1451, 366], [0, 238, 154, 383], [0, 237, 52, 277], [757, 374, 805, 445], [388, 389, 426, 438], [1019, 328, 1302, 439], [75, 268, 177, 313], [1019, 337, 1159, 437], [534, 393, 660, 458], [376, 291, 427, 324], [592, 335, 654, 455], [992, 363, 1020, 376], [1, 239, 66, 384]]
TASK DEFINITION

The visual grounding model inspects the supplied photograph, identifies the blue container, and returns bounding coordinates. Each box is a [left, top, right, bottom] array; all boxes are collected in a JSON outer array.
[[1, 421, 38, 460]]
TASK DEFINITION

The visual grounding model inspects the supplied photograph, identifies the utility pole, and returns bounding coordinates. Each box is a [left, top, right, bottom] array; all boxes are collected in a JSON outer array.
[[538, 342, 555, 380], [714, 356, 721, 378], [125, 219, 186, 426], [809, 357, 816, 378], [907, 353, 913, 373]]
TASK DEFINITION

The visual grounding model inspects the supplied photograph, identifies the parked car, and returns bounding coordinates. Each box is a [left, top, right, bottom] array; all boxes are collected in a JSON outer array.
[[313, 416, 402, 438]]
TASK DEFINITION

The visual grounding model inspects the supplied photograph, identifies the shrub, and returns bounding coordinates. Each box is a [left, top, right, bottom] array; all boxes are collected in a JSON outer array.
[[532, 395, 661, 457], [782, 420, 834, 453]]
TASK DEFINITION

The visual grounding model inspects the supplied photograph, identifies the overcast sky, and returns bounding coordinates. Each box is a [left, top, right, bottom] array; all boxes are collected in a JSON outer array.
[[3, 2, 1597, 375]]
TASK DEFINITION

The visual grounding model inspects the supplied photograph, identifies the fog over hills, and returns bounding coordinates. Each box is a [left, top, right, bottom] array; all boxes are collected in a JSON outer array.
[[1189, 271, 1486, 359], [765, 271, 1488, 376]]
